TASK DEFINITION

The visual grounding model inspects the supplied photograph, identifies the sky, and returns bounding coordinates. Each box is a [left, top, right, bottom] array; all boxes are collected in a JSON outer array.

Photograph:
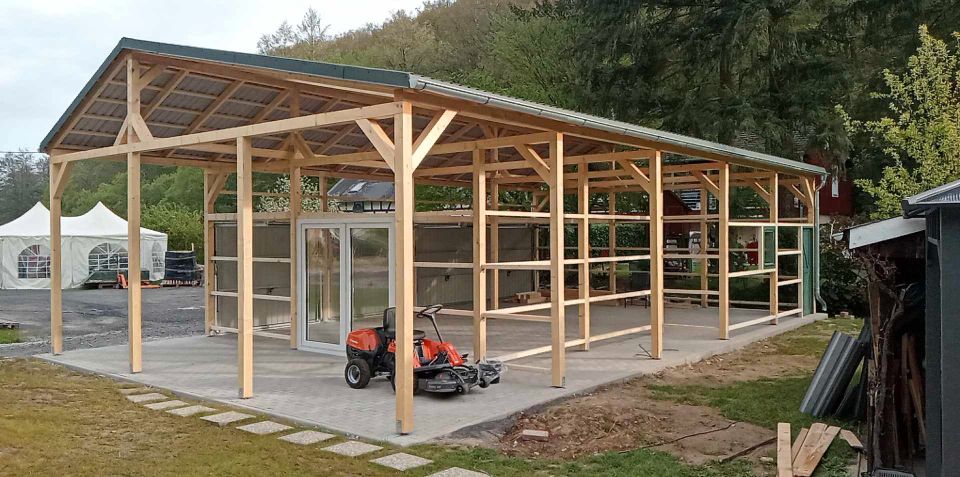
[[0, 0, 426, 153]]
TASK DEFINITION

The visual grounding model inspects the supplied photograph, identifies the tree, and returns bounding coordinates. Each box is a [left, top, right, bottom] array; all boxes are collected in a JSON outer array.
[[0, 151, 47, 223], [841, 26, 960, 219]]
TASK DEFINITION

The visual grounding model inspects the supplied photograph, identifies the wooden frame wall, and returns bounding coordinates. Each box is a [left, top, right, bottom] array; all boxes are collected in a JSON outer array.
[[46, 51, 821, 437]]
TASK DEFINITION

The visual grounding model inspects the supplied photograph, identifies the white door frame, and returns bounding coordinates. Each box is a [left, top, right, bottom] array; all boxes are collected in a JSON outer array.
[[297, 215, 395, 354]]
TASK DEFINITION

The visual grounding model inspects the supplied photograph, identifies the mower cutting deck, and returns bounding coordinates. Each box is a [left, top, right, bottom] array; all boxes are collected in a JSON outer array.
[[344, 304, 503, 395]]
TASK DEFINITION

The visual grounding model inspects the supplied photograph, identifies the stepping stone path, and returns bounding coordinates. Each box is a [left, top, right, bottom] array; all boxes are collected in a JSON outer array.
[[168, 405, 217, 417], [119, 387, 150, 395], [126, 393, 168, 403], [278, 430, 335, 445], [236, 421, 292, 435], [201, 411, 255, 427], [144, 400, 189, 410], [371, 452, 433, 471], [322, 440, 383, 457], [426, 468, 490, 477]]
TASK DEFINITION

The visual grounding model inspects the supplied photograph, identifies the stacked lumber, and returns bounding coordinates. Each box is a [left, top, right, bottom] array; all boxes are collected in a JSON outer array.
[[777, 422, 859, 476]]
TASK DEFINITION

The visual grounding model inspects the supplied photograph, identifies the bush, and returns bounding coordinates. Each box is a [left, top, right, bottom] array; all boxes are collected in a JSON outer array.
[[141, 203, 204, 258]]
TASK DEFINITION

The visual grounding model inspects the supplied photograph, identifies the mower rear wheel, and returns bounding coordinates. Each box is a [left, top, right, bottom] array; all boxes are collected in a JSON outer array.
[[345, 359, 371, 389]]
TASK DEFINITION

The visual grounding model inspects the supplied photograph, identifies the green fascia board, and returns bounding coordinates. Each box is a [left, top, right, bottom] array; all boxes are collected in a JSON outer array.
[[41, 38, 826, 178]]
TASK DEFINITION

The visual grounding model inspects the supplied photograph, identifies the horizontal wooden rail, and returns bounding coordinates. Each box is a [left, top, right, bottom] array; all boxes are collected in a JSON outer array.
[[777, 250, 801, 256], [482, 312, 551, 322], [210, 290, 290, 302], [413, 261, 474, 269], [486, 210, 550, 218], [482, 260, 550, 270], [777, 278, 803, 286], [728, 314, 777, 331], [563, 254, 650, 265], [493, 324, 652, 362], [665, 288, 719, 296], [211, 256, 291, 264], [776, 307, 803, 318], [728, 268, 773, 278], [487, 301, 552, 315]]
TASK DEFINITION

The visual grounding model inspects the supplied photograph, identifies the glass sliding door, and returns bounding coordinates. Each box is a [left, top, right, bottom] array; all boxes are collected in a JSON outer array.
[[302, 227, 343, 350], [299, 218, 393, 353], [349, 227, 392, 332]]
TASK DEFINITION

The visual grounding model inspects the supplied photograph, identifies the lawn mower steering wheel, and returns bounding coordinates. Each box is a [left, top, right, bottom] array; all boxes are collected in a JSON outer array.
[[417, 304, 443, 318]]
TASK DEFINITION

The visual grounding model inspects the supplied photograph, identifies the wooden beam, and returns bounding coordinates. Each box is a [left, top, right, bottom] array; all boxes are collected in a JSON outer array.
[[750, 180, 772, 203], [412, 109, 457, 169], [777, 423, 793, 477], [472, 148, 487, 362], [577, 161, 590, 350], [142, 69, 188, 120], [356, 118, 395, 171], [289, 162, 302, 350], [769, 173, 779, 325], [608, 191, 617, 294], [48, 159, 71, 355], [718, 163, 731, 339], [202, 171, 221, 335], [394, 101, 415, 434], [699, 188, 709, 307], [126, 58, 153, 142], [548, 132, 565, 387], [515, 144, 552, 185], [617, 159, 652, 193], [127, 151, 143, 373], [51, 102, 404, 164], [693, 170, 720, 197], [236, 136, 254, 399], [649, 151, 664, 358]]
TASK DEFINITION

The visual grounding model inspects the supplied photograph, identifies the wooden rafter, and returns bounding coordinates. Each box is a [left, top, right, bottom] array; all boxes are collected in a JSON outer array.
[[515, 144, 552, 185], [356, 118, 396, 170], [616, 159, 651, 193], [412, 109, 457, 168]]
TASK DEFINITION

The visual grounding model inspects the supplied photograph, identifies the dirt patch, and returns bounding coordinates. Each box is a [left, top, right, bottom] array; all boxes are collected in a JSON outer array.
[[493, 325, 840, 466]]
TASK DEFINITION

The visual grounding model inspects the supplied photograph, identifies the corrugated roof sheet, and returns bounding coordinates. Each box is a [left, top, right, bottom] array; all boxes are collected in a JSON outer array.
[[902, 178, 960, 217], [40, 38, 826, 178]]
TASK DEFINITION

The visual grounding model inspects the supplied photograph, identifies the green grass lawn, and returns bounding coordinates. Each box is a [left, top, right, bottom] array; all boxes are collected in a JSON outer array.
[[0, 318, 864, 476], [0, 328, 20, 344]]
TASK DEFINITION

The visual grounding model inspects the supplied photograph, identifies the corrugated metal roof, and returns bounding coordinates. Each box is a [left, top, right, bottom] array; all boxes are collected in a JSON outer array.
[[902, 178, 960, 217], [41, 38, 826, 178]]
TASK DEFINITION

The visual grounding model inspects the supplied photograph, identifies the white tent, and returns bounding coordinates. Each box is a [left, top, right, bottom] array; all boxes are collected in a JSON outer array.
[[0, 202, 167, 289]]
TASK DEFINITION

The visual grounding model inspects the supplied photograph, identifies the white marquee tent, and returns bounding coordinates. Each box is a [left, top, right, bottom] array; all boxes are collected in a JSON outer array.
[[0, 202, 167, 289]]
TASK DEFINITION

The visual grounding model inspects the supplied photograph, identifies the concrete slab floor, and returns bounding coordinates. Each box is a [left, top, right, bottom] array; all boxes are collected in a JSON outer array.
[[39, 306, 824, 446]]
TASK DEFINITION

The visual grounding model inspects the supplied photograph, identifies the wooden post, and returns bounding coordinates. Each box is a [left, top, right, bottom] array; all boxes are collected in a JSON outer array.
[[769, 173, 779, 324], [608, 192, 617, 293], [490, 173, 500, 310], [394, 101, 415, 434], [578, 160, 591, 350], [236, 136, 254, 398], [127, 151, 142, 373], [548, 133, 566, 387], [700, 187, 709, 307], [649, 151, 664, 358], [289, 165, 302, 348], [718, 163, 731, 339], [49, 159, 70, 355], [126, 57, 144, 373], [532, 192, 543, 291], [203, 171, 217, 335], [472, 149, 488, 362]]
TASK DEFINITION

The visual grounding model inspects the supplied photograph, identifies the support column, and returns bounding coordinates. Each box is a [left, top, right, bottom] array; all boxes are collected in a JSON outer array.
[[394, 102, 415, 434], [490, 174, 500, 310], [548, 133, 566, 387], [472, 149, 487, 362], [127, 151, 142, 373], [649, 152, 664, 358], [236, 136, 254, 398], [49, 160, 70, 355], [608, 192, 617, 293], [289, 165, 302, 349], [718, 164, 731, 339], [700, 188, 709, 307], [769, 173, 779, 324], [578, 161, 591, 350], [203, 172, 215, 335]]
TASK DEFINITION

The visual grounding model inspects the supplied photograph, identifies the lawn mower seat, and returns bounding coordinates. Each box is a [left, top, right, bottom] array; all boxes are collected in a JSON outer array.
[[382, 307, 426, 341]]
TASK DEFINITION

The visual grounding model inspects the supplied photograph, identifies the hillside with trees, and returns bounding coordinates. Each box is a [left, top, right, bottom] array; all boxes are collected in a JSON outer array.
[[0, 0, 957, 309]]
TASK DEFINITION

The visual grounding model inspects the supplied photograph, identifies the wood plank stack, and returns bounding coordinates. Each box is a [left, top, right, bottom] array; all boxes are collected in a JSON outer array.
[[777, 422, 853, 476]]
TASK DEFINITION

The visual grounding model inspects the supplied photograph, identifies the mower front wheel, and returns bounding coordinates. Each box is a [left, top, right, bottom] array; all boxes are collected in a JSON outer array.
[[345, 359, 371, 389]]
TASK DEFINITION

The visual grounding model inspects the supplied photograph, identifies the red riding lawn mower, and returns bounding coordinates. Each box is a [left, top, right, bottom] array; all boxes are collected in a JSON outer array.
[[344, 304, 503, 395]]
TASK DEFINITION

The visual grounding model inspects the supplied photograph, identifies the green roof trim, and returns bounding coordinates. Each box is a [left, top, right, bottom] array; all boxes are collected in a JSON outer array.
[[41, 38, 826, 177]]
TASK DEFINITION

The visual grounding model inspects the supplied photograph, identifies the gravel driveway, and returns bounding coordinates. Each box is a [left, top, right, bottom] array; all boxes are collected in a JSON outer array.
[[0, 287, 204, 357]]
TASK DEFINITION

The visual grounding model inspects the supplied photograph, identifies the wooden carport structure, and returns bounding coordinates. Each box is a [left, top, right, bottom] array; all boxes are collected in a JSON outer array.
[[41, 38, 826, 435]]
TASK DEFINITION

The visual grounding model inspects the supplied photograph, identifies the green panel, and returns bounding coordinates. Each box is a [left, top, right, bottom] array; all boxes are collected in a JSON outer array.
[[801, 227, 815, 315], [763, 226, 776, 269]]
